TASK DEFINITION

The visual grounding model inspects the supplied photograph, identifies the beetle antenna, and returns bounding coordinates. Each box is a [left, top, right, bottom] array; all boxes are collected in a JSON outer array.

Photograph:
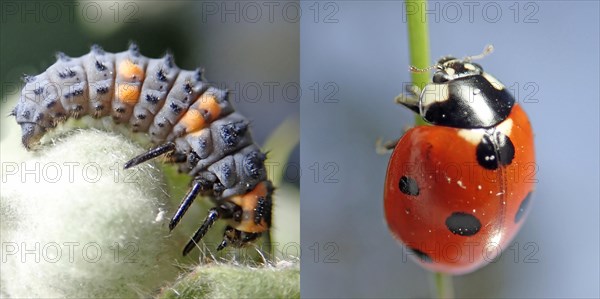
[[464, 44, 494, 62], [409, 64, 438, 73]]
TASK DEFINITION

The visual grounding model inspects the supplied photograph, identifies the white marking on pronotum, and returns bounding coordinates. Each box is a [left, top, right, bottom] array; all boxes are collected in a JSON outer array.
[[457, 118, 513, 145], [420, 83, 450, 109], [496, 118, 513, 137], [482, 72, 505, 90], [457, 128, 486, 145]]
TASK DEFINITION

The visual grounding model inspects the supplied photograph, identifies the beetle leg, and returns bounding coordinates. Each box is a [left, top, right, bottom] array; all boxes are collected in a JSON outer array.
[[395, 84, 422, 113], [376, 137, 399, 155]]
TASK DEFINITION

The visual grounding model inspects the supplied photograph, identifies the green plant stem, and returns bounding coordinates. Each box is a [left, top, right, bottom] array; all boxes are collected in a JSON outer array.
[[405, 0, 431, 126], [433, 272, 454, 299], [405, 2, 455, 297]]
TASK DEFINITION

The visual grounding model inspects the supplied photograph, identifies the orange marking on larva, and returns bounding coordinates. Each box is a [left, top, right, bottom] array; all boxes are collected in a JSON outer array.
[[116, 83, 140, 104], [229, 182, 269, 233], [118, 59, 144, 80], [180, 109, 206, 133], [198, 94, 221, 122]]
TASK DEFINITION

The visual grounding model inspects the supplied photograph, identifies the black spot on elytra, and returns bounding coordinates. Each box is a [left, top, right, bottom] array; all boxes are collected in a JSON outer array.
[[95, 104, 104, 111], [157, 122, 165, 128], [399, 176, 419, 196], [46, 100, 57, 109], [220, 121, 248, 147], [96, 86, 109, 94], [95, 60, 107, 71], [446, 212, 481, 236], [157, 69, 167, 82], [33, 87, 44, 95], [244, 151, 266, 179], [515, 192, 533, 223], [476, 131, 515, 170], [136, 113, 146, 120], [115, 107, 125, 113], [145, 94, 159, 104], [409, 248, 432, 263]]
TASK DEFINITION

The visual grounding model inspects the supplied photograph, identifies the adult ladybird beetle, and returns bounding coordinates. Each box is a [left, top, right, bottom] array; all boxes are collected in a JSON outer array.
[[383, 47, 535, 274]]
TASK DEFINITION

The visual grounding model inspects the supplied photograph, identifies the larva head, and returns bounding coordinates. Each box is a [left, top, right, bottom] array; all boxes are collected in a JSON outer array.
[[13, 75, 57, 149], [12, 107, 46, 149], [13, 93, 46, 149], [18, 122, 45, 150]]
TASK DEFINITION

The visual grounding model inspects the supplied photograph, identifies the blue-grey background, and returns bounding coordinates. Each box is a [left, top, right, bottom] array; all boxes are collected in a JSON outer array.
[[300, 1, 599, 298]]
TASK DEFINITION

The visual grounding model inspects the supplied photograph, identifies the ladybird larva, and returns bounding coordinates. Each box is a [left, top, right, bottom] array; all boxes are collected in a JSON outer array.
[[12, 43, 274, 256]]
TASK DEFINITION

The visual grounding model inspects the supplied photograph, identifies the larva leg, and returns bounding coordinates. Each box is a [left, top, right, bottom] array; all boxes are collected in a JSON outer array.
[[123, 142, 175, 169], [182, 207, 221, 256], [165, 151, 187, 164], [168, 178, 215, 231], [217, 198, 272, 251], [182, 201, 242, 256], [217, 226, 261, 251]]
